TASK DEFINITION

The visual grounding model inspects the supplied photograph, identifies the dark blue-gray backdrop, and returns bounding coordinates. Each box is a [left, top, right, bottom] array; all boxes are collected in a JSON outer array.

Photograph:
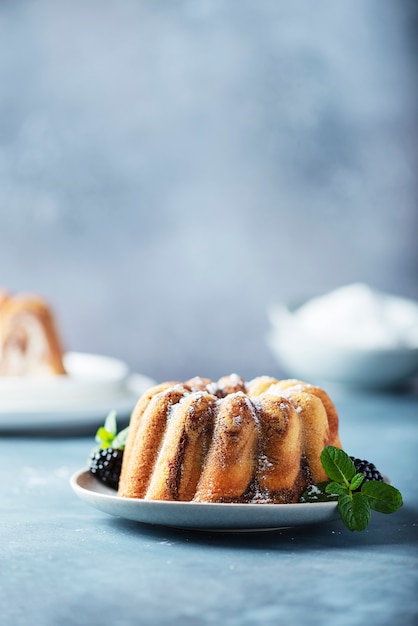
[[1, 0, 417, 381]]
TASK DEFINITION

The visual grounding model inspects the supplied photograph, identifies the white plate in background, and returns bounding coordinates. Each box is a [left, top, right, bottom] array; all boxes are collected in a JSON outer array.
[[71, 469, 340, 532], [0, 352, 130, 409], [0, 353, 155, 431]]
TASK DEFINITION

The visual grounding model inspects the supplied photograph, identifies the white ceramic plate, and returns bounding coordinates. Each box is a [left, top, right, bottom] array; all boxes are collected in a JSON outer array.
[[70, 469, 340, 532], [0, 352, 130, 409], [0, 368, 155, 432]]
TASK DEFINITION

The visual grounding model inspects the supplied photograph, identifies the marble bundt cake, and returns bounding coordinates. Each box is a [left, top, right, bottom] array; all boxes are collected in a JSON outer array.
[[118, 374, 342, 504], [0, 290, 66, 376]]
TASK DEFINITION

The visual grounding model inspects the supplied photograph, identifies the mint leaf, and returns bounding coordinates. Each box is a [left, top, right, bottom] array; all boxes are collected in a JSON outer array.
[[350, 473, 365, 491], [361, 481, 403, 514], [300, 482, 338, 502], [93, 411, 128, 450], [112, 426, 129, 450], [302, 446, 404, 532], [338, 492, 371, 532], [95, 426, 115, 449], [103, 410, 117, 436], [320, 446, 356, 484], [326, 481, 348, 497]]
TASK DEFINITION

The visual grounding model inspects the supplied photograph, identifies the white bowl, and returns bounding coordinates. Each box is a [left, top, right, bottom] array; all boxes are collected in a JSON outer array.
[[267, 294, 418, 390]]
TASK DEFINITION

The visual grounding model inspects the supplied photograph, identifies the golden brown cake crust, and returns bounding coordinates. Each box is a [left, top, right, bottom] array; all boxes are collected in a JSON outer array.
[[194, 393, 259, 502], [118, 374, 343, 504], [0, 291, 66, 376]]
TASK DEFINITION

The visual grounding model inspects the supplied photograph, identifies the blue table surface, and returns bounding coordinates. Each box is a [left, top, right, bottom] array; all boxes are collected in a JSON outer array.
[[1, 387, 417, 626]]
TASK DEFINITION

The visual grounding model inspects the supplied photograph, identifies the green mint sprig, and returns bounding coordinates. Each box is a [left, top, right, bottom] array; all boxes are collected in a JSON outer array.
[[300, 446, 403, 531], [93, 410, 129, 451]]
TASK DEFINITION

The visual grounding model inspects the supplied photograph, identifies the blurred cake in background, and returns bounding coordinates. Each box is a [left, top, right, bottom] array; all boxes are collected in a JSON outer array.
[[0, 290, 66, 376]]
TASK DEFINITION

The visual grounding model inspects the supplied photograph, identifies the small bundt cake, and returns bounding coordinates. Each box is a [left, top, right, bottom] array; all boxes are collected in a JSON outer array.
[[0, 290, 66, 376], [118, 374, 342, 504]]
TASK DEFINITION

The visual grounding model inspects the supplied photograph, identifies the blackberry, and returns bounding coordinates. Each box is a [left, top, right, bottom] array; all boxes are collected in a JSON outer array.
[[88, 410, 129, 490], [89, 447, 123, 490], [350, 456, 384, 484]]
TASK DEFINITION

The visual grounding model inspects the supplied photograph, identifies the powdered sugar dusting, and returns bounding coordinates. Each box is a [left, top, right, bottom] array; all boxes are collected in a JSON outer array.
[[206, 382, 218, 395], [259, 454, 274, 471]]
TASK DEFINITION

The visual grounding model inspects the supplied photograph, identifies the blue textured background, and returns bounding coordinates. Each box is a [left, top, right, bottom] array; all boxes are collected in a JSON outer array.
[[1, 0, 417, 381]]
